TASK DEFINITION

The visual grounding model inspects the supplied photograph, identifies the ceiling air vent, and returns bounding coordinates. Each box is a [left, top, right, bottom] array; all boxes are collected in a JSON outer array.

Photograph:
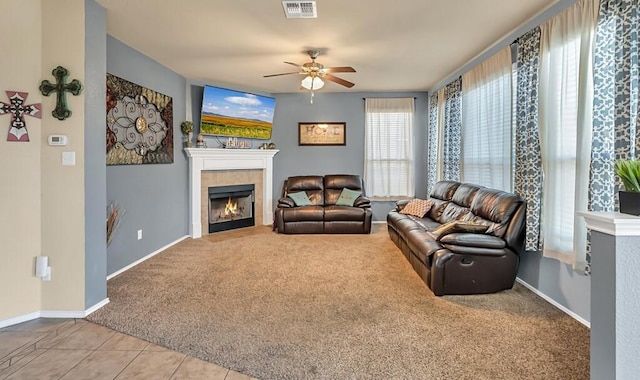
[[282, 1, 317, 18]]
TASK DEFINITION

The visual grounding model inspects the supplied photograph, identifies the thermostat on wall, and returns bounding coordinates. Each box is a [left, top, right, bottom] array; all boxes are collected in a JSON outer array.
[[48, 134, 68, 146]]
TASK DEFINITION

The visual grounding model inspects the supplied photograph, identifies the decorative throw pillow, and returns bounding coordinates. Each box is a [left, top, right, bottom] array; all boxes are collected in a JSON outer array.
[[400, 198, 434, 218], [336, 188, 362, 206], [429, 221, 489, 241], [288, 191, 312, 206]]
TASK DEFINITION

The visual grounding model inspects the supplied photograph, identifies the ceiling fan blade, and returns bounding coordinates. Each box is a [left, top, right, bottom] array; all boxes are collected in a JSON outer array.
[[323, 66, 356, 73], [323, 73, 355, 88], [263, 72, 303, 78], [284, 61, 303, 69]]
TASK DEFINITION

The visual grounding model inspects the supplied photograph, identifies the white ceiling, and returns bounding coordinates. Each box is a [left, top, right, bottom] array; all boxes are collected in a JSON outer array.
[[96, 0, 561, 94]]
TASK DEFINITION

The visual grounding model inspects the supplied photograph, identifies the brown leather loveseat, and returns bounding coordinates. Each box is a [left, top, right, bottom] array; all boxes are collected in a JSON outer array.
[[274, 174, 372, 234], [387, 181, 526, 296]]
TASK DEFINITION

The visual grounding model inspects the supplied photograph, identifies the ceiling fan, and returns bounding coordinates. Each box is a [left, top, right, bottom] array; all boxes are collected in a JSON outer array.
[[264, 50, 356, 90]]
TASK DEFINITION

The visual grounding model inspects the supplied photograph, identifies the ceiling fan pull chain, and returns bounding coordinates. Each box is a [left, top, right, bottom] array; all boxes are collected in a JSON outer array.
[[310, 91, 314, 104]]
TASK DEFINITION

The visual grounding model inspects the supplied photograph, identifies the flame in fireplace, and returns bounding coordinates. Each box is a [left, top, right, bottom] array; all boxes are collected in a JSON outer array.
[[225, 197, 238, 217]]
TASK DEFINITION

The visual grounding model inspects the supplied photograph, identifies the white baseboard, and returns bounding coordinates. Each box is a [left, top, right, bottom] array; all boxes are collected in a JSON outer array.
[[0, 311, 41, 329], [0, 297, 111, 328], [516, 277, 590, 328], [107, 235, 189, 280], [84, 298, 110, 316], [372, 221, 387, 224]]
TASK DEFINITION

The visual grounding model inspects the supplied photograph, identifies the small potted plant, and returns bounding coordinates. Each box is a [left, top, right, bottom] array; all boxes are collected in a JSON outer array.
[[614, 159, 640, 215], [180, 121, 194, 148]]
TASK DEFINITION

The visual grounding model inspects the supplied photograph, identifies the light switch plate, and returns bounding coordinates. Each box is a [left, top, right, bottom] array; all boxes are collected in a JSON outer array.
[[62, 151, 75, 166]]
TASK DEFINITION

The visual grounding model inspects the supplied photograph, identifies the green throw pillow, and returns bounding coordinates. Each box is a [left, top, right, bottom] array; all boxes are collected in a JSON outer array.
[[336, 188, 362, 206], [288, 191, 312, 206]]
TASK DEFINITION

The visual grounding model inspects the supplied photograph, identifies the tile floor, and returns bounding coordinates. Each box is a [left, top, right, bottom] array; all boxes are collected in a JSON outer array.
[[0, 318, 257, 380], [1, 227, 274, 380]]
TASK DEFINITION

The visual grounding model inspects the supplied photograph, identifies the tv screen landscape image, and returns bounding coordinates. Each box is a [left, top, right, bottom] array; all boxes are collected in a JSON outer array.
[[200, 85, 276, 140]]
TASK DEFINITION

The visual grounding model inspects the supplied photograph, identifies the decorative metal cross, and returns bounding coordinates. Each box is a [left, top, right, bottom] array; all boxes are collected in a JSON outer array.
[[0, 91, 41, 142], [39, 66, 83, 121]]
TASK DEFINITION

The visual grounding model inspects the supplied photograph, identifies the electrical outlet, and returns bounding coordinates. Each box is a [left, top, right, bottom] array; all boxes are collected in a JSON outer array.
[[137, 229, 142, 240]]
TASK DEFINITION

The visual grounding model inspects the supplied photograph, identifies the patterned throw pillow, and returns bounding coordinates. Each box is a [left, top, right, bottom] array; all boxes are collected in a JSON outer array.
[[400, 198, 434, 218], [429, 221, 489, 241], [288, 191, 312, 206], [336, 188, 362, 206]]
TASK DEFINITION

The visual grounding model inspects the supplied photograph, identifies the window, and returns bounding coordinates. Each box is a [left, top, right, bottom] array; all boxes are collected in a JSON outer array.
[[364, 98, 415, 198], [461, 46, 513, 191], [537, 0, 596, 269]]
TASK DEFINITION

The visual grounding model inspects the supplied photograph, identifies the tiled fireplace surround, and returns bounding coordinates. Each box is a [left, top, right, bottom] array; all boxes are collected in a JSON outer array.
[[185, 148, 279, 238]]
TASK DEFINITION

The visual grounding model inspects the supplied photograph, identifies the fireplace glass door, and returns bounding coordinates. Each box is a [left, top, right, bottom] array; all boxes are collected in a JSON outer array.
[[208, 184, 255, 233]]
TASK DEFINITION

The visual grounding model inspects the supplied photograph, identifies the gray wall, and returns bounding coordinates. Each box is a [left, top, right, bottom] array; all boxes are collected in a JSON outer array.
[[84, 0, 107, 307], [517, 251, 590, 323], [106, 36, 189, 275], [271, 92, 428, 221]]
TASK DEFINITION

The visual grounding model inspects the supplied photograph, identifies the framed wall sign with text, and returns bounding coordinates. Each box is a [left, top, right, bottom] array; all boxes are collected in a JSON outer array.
[[298, 122, 346, 146]]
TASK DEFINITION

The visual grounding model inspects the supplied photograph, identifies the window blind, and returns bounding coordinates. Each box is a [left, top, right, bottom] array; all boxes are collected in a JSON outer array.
[[364, 98, 415, 198]]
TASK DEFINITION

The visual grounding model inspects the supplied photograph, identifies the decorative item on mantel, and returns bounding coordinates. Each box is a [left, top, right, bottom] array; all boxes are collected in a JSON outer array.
[[180, 121, 193, 148], [39, 66, 82, 121], [196, 133, 207, 148], [0, 91, 41, 142], [614, 159, 640, 215], [224, 136, 252, 149]]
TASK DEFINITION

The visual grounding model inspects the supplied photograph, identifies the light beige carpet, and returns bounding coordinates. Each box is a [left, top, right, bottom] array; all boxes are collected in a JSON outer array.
[[88, 225, 589, 380]]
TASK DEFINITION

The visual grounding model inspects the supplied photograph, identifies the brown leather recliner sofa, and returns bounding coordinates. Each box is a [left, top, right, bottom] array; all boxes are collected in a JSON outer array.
[[274, 174, 372, 234], [387, 181, 526, 296]]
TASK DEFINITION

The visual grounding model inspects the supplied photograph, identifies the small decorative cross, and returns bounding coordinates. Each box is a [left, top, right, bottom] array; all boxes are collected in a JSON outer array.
[[39, 66, 83, 121], [0, 91, 41, 142]]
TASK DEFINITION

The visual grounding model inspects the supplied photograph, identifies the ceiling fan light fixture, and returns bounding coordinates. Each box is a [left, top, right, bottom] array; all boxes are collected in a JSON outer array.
[[301, 75, 324, 90]]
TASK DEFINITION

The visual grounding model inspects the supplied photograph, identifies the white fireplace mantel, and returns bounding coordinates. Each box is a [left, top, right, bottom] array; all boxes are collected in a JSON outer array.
[[185, 148, 279, 238]]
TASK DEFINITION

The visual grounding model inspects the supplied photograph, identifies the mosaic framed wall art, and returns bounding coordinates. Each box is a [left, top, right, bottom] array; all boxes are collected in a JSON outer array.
[[106, 74, 173, 165]]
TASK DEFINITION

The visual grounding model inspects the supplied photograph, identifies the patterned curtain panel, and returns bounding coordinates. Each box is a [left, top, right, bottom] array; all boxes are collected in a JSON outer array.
[[590, 0, 640, 211], [514, 27, 544, 251], [427, 92, 439, 196], [441, 78, 462, 181], [589, 0, 640, 269]]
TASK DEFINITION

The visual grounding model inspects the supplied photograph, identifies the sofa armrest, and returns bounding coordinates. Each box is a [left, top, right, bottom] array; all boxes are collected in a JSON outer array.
[[354, 196, 371, 208], [395, 199, 410, 211], [277, 197, 295, 208], [438, 233, 506, 249]]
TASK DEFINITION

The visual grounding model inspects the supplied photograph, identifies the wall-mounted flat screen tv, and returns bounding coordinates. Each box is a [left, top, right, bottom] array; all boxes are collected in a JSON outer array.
[[200, 85, 276, 140]]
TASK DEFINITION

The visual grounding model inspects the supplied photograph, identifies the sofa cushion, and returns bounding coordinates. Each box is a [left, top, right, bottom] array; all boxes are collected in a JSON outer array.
[[336, 188, 362, 206], [451, 183, 483, 207], [325, 205, 366, 221], [282, 206, 324, 222], [324, 174, 364, 205], [387, 212, 429, 240], [288, 191, 312, 206], [427, 199, 449, 221], [470, 188, 523, 237], [430, 180, 460, 201], [285, 176, 325, 205], [439, 203, 471, 223], [400, 198, 434, 217]]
